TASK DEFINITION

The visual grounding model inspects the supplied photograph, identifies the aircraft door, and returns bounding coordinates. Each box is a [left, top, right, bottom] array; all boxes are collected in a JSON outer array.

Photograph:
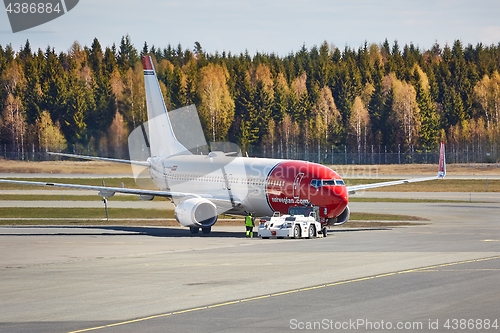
[[293, 172, 305, 199], [222, 173, 232, 190]]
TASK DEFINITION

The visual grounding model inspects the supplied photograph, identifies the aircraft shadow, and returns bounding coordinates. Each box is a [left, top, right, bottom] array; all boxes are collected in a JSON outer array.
[[0, 225, 246, 238], [94, 226, 392, 237], [0, 225, 392, 238], [92, 225, 247, 238]]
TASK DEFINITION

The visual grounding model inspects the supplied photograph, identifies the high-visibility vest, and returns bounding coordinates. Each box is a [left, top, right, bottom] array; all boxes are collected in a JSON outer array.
[[245, 215, 253, 227]]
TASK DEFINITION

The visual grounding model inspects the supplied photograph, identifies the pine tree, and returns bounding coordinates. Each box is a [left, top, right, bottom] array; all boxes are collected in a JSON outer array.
[[368, 61, 385, 145], [414, 66, 440, 149], [118, 35, 139, 70]]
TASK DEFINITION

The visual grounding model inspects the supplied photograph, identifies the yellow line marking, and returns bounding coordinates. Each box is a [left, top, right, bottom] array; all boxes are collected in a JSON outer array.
[[68, 255, 500, 333], [207, 300, 241, 308], [297, 285, 325, 292], [271, 289, 300, 296], [239, 294, 271, 302], [172, 306, 208, 315]]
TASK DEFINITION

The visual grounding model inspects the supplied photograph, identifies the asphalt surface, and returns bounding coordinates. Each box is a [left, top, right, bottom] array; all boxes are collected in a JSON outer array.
[[0, 200, 499, 333]]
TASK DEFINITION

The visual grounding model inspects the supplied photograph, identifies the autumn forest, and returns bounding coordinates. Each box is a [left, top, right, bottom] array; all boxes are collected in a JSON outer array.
[[1, 36, 500, 163]]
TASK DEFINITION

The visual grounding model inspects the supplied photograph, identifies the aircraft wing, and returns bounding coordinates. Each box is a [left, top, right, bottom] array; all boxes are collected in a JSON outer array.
[[0, 179, 199, 199], [346, 175, 440, 195], [346, 142, 446, 195], [1, 150, 244, 205], [48, 152, 150, 167], [0, 179, 244, 208]]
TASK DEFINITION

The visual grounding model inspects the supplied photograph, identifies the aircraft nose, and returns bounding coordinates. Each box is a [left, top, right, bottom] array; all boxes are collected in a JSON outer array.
[[336, 184, 349, 206], [325, 183, 349, 217]]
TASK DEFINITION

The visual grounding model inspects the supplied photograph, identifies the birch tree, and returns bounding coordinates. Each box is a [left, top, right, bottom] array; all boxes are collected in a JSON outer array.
[[198, 63, 235, 142], [311, 86, 341, 154], [1, 61, 26, 155], [2, 94, 27, 154], [279, 114, 293, 159], [349, 96, 370, 154], [391, 77, 421, 147], [474, 71, 500, 131], [108, 111, 128, 157]]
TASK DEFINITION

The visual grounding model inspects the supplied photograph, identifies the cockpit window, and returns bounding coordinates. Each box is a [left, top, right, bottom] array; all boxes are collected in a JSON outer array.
[[322, 180, 336, 186], [335, 180, 345, 186], [310, 179, 321, 188]]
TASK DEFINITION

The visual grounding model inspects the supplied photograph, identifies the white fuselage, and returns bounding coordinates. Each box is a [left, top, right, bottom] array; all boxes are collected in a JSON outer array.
[[148, 152, 283, 216], [146, 150, 350, 223]]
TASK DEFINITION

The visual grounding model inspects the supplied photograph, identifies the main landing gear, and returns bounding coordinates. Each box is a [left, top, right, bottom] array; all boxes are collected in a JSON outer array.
[[189, 226, 212, 234]]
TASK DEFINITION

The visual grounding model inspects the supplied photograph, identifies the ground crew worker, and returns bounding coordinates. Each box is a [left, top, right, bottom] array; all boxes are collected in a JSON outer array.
[[245, 212, 254, 238]]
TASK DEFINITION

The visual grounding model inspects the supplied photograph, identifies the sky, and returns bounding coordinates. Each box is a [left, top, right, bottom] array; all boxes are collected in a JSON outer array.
[[1, 0, 500, 56]]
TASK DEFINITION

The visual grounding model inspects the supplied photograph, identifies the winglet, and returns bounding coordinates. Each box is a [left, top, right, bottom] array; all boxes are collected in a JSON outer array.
[[437, 142, 446, 179]]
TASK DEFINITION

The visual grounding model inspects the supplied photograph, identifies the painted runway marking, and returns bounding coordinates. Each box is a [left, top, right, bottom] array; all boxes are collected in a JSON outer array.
[[68, 255, 500, 333]]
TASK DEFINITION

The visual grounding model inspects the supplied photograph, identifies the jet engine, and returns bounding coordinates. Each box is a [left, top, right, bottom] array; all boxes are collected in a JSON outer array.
[[328, 205, 350, 226], [174, 198, 218, 228]]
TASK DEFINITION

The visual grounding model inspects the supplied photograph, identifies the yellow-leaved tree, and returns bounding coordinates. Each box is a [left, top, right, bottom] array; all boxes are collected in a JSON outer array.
[[391, 76, 421, 147], [197, 63, 235, 142], [349, 96, 370, 154], [474, 71, 500, 131], [36, 111, 67, 152], [108, 111, 128, 158]]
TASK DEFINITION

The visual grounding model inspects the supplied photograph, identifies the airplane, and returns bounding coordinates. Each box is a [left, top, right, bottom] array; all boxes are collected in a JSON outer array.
[[0, 56, 446, 235]]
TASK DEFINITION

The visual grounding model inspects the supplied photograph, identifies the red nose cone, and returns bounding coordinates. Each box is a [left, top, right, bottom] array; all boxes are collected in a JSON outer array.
[[325, 184, 349, 218]]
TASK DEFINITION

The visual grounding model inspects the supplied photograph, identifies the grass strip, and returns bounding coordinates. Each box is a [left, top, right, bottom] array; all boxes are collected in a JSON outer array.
[[348, 197, 486, 203], [0, 177, 155, 190], [0, 219, 176, 226], [0, 207, 174, 219], [344, 178, 500, 192]]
